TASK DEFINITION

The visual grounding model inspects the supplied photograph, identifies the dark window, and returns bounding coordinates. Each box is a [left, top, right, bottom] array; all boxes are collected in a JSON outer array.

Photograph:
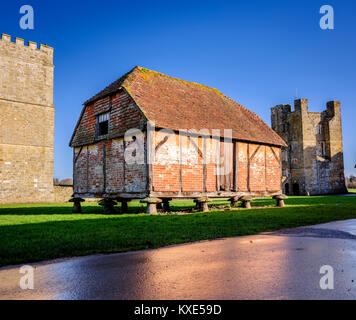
[[97, 112, 110, 136], [320, 141, 326, 156]]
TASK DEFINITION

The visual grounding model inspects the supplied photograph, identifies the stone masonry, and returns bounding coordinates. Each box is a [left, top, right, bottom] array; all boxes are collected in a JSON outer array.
[[271, 99, 347, 195], [0, 34, 54, 204]]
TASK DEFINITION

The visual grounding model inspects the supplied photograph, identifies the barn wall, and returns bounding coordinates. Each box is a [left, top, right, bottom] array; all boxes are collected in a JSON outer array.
[[71, 90, 146, 147], [73, 129, 282, 198], [152, 131, 282, 196], [72, 89, 148, 198], [237, 143, 281, 193], [237, 142, 248, 192], [153, 130, 180, 192], [181, 135, 204, 192], [206, 137, 218, 192], [73, 135, 147, 197], [105, 139, 124, 193]]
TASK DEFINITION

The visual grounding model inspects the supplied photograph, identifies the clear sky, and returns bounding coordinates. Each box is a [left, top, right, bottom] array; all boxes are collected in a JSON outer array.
[[1, 0, 355, 179]]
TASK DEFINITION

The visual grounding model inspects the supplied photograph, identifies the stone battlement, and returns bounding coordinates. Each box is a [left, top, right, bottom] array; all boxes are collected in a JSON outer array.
[[271, 99, 341, 119], [0, 34, 55, 204], [0, 33, 53, 53], [271, 98, 347, 195], [0, 33, 54, 106], [0, 33, 53, 67]]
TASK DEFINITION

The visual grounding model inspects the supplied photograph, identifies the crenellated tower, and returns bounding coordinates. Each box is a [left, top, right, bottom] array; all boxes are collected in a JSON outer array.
[[271, 99, 347, 195], [0, 34, 55, 203]]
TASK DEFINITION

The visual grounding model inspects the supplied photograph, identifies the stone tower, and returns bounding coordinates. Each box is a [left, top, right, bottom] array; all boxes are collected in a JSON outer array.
[[0, 34, 54, 204], [271, 99, 347, 195]]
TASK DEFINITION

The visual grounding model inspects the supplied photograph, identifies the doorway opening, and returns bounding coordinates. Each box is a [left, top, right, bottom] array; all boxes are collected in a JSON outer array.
[[284, 183, 289, 195]]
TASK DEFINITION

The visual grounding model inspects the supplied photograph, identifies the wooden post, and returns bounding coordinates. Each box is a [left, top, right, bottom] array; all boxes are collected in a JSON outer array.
[[146, 121, 155, 192], [234, 142, 239, 192]]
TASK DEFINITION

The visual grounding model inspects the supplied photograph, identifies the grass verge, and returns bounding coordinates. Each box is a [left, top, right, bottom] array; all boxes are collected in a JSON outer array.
[[0, 195, 355, 267]]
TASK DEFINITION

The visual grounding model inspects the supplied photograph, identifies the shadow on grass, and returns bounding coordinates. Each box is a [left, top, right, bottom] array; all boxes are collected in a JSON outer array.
[[1, 201, 356, 266], [0, 204, 143, 216]]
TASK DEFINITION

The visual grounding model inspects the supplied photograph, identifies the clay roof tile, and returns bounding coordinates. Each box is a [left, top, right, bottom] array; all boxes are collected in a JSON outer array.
[[84, 66, 286, 147]]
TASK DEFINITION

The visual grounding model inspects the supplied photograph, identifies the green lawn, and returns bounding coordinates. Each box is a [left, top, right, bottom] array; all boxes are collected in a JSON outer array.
[[0, 195, 355, 267]]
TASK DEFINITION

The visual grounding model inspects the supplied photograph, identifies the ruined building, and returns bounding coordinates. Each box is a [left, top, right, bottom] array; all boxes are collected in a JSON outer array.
[[70, 66, 286, 212], [0, 34, 55, 204], [271, 99, 347, 195]]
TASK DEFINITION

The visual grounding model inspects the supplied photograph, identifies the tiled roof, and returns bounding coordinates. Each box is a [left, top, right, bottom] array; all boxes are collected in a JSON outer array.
[[83, 66, 286, 147]]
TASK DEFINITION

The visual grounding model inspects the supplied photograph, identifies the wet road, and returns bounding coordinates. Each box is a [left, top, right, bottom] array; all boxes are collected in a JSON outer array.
[[2, 219, 356, 300]]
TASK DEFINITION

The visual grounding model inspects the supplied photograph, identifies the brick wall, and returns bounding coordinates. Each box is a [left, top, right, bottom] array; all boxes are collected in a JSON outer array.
[[74, 137, 147, 197], [72, 91, 148, 197], [152, 131, 282, 196], [71, 91, 146, 147]]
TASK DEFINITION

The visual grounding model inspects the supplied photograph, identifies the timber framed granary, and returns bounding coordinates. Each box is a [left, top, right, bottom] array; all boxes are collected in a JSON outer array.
[[70, 66, 286, 212]]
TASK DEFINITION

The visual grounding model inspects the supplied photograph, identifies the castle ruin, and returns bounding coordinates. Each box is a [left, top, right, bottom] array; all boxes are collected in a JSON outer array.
[[271, 99, 347, 195], [0, 34, 54, 204]]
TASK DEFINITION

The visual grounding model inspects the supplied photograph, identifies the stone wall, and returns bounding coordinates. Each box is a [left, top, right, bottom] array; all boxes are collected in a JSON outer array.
[[271, 99, 347, 195], [54, 186, 73, 203], [0, 34, 54, 204]]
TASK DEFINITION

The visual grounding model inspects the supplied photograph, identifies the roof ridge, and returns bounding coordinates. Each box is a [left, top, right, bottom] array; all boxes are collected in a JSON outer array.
[[133, 67, 265, 120], [83, 66, 137, 105], [131, 66, 226, 97], [85, 65, 231, 106]]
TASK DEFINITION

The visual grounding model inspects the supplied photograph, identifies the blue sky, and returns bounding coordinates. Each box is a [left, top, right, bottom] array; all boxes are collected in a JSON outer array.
[[1, 0, 355, 179]]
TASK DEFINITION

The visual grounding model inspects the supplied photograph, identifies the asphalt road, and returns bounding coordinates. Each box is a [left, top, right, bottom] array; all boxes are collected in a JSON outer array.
[[2, 219, 356, 300]]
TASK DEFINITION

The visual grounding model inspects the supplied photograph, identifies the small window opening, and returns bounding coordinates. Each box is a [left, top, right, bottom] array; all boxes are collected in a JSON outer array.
[[315, 125, 321, 135], [97, 112, 109, 136], [320, 141, 326, 157]]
